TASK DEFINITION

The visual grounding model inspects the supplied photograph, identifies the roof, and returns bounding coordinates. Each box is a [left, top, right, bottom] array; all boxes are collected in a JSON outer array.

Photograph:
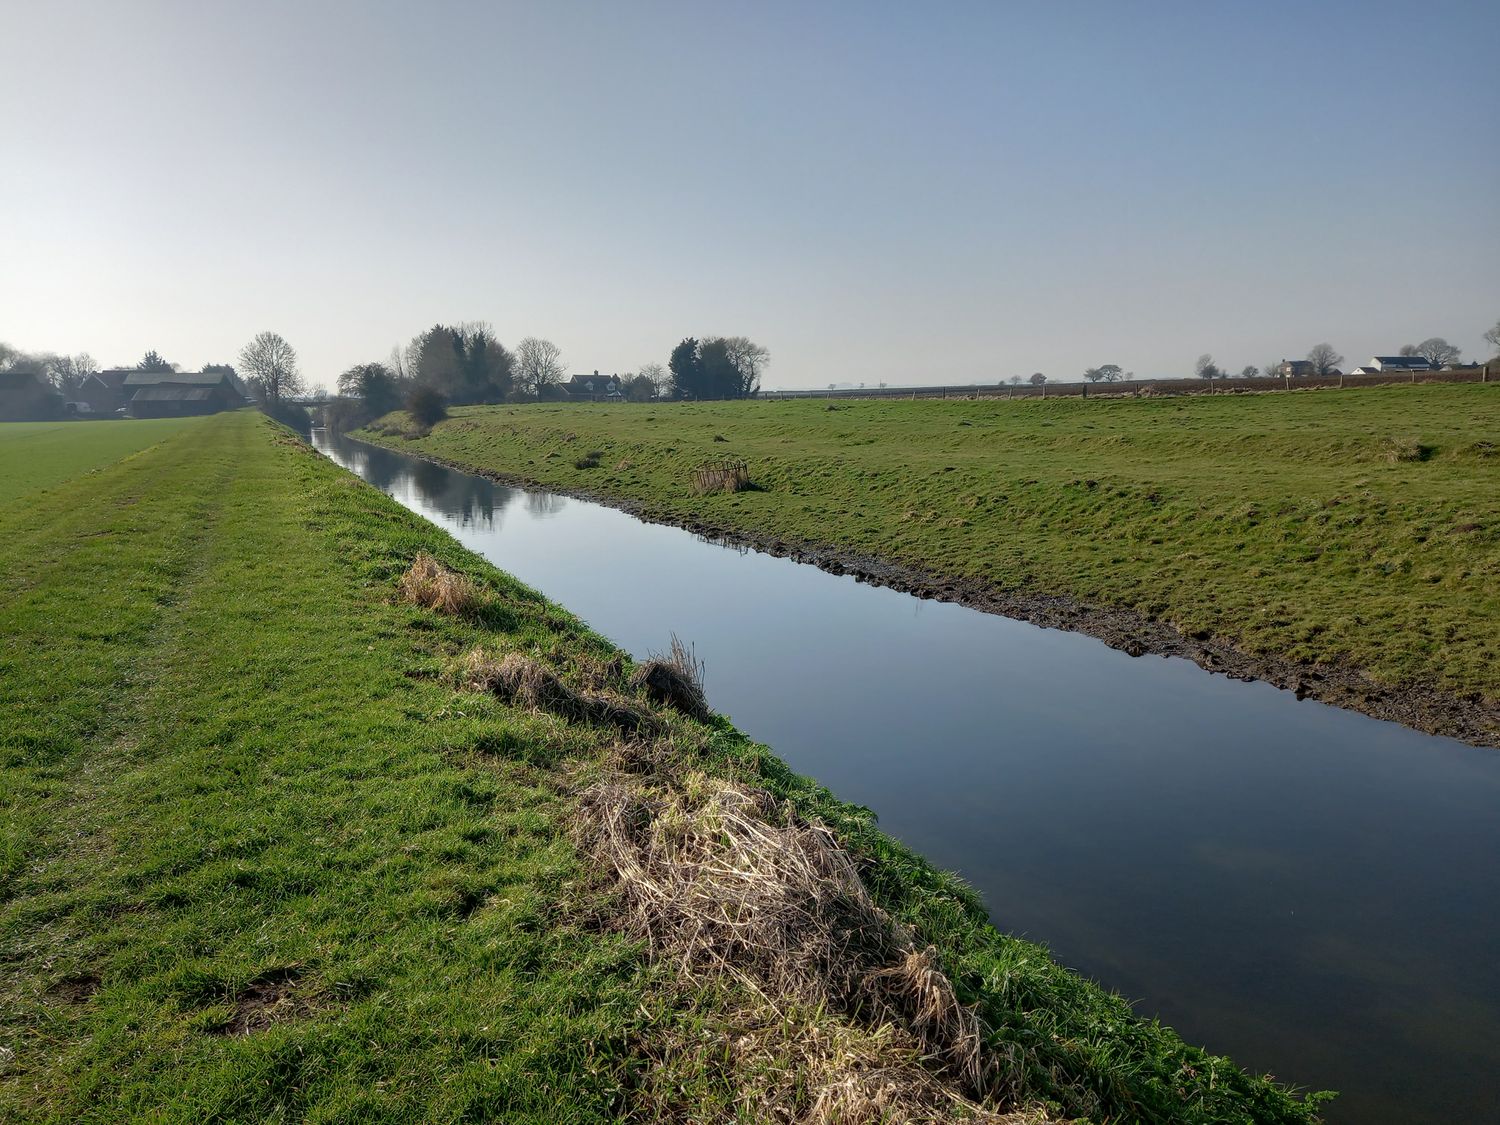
[[0, 370, 53, 392], [123, 370, 233, 387], [129, 385, 216, 402], [1373, 356, 1431, 369], [91, 369, 133, 389]]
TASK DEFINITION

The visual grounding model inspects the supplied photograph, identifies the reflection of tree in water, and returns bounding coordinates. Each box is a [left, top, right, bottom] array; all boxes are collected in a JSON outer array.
[[524, 490, 567, 518], [409, 458, 501, 531], [354, 444, 403, 493]]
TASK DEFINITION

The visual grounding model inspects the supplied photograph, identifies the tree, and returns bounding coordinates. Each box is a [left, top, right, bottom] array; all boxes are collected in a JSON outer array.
[[1029, 372, 1047, 386], [1484, 319, 1500, 355], [624, 373, 656, 402], [1194, 354, 1221, 380], [667, 336, 766, 400], [337, 361, 403, 415], [669, 338, 704, 399], [407, 386, 448, 427], [238, 331, 304, 407], [638, 361, 670, 399], [1008, 375, 1022, 385], [1239, 365, 1259, 379], [514, 337, 567, 397], [1305, 343, 1343, 375], [1412, 337, 1461, 368], [719, 336, 770, 397], [136, 350, 176, 372], [50, 353, 98, 395], [411, 323, 513, 404], [1084, 363, 1123, 383]]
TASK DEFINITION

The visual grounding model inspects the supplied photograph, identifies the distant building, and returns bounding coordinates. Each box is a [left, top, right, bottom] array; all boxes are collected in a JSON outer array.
[[75, 368, 133, 415], [1276, 360, 1315, 378], [564, 371, 624, 400], [1368, 356, 1432, 373], [123, 370, 245, 417], [0, 370, 63, 421]]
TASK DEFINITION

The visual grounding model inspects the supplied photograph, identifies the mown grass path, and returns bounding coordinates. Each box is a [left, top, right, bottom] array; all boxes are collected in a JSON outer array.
[[362, 387, 1500, 732], [1, 413, 1325, 1122]]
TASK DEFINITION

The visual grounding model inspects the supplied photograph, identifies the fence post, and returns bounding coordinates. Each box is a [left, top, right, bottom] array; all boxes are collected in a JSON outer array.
[[1339, 372, 1344, 389]]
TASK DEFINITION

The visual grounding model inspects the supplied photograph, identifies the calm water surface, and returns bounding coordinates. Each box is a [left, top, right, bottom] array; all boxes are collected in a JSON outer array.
[[314, 430, 1500, 1124]]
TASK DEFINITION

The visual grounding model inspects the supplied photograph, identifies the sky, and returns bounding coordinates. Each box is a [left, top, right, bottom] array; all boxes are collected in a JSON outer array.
[[3, 0, 1497, 391]]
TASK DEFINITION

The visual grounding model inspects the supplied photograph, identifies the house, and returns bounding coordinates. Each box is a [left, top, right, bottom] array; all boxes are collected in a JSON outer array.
[[1275, 360, 1315, 378], [1368, 356, 1432, 373], [564, 371, 624, 400], [123, 370, 245, 418], [0, 370, 63, 421], [75, 368, 133, 415]]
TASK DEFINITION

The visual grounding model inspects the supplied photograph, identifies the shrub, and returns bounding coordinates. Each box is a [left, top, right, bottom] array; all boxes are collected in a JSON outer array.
[[407, 387, 448, 428]]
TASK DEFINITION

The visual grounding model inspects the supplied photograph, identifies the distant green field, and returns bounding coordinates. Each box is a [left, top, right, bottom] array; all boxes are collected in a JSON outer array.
[[0, 412, 1322, 1122], [0, 418, 200, 503], [362, 385, 1500, 707]]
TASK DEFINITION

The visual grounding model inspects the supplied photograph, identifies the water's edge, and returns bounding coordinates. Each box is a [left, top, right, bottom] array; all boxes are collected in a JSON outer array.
[[349, 431, 1499, 748]]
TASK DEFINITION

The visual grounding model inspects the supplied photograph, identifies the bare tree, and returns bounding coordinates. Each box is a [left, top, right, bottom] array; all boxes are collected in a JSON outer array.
[[719, 336, 771, 396], [1008, 375, 1022, 385], [1029, 372, 1047, 386], [238, 331, 304, 406], [638, 361, 671, 399], [50, 353, 98, 395], [1084, 363, 1123, 382], [1484, 319, 1500, 355], [1194, 354, 1221, 380], [1411, 337, 1461, 368], [1305, 343, 1343, 376], [1239, 365, 1258, 379], [514, 337, 567, 397]]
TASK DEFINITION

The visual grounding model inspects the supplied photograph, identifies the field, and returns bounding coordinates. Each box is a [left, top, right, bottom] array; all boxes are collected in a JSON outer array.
[[0, 411, 1326, 1122], [360, 386, 1500, 741]]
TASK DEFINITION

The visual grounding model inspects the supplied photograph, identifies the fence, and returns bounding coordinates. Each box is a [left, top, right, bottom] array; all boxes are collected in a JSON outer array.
[[758, 365, 1494, 403]]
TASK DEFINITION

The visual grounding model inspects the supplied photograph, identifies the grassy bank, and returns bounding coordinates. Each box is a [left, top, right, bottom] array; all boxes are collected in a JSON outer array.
[[359, 387, 1500, 732], [1, 412, 1325, 1121]]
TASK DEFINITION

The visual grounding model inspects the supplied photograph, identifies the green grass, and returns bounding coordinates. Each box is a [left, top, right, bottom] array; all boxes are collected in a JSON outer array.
[[0, 418, 200, 504], [361, 386, 1500, 705], [1, 412, 1325, 1122]]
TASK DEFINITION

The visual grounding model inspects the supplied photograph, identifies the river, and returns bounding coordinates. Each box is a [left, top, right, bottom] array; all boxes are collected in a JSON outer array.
[[312, 428, 1500, 1123]]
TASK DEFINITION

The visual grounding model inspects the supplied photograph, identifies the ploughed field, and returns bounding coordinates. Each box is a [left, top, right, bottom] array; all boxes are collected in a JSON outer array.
[[0, 412, 1326, 1122], [362, 386, 1500, 737]]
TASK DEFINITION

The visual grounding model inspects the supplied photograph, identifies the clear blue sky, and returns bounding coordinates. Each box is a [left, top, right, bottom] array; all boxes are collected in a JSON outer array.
[[3, 0, 1496, 389]]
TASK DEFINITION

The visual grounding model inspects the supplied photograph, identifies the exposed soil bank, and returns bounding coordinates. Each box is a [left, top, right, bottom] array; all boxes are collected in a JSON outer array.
[[355, 436, 1500, 748]]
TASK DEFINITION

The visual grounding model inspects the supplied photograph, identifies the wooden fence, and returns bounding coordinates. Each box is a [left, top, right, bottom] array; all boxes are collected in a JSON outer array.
[[758, 365, 1495, 403]]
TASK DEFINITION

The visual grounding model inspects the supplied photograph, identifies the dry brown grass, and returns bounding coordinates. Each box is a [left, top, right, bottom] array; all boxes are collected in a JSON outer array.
[[397, 552, 485, 616], [1381, 436, 1429, 463], [462, 648, 653, 735], [575, 772, 1011, 1106], [629, 634, 710, 721]]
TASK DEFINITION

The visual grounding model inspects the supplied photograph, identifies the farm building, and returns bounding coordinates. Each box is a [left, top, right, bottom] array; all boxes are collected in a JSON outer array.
[[0, 370, 63, 421], [1368, 356, 1432, 372], [124, 370, 245, 417]]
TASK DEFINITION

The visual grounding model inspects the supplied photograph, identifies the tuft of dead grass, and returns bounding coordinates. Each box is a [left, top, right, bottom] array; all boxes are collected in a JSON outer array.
[[398, 552, 484, 616], [575, 772, 1001, 1101], [1381, 436, 1430, 463], [630, 635, 710, 722], [463, 649, 653, 735]]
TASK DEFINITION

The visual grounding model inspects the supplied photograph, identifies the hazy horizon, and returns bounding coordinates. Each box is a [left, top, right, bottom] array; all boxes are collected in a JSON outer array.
[[4, 1, 1496, 391]]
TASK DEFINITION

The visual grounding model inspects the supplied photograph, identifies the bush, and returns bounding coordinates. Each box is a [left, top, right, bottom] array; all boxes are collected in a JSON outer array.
[[407, 387, 448, 428]]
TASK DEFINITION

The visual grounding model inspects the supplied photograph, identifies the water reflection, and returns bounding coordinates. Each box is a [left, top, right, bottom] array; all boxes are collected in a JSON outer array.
[[313, 429, 1500, 1125]]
